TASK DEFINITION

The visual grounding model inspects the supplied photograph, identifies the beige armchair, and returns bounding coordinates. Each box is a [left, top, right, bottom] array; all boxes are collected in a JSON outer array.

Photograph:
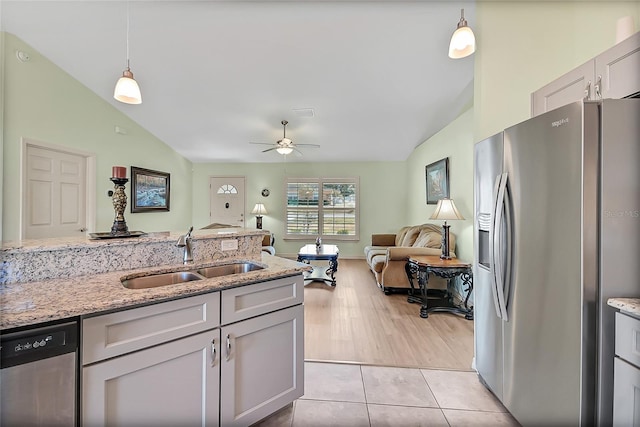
[[364, 224, 455, 294]]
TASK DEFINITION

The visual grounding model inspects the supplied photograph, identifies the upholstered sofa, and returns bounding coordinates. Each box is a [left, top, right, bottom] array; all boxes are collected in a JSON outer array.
[[363, 224, 455, 294], [261, 233, 275, 255]]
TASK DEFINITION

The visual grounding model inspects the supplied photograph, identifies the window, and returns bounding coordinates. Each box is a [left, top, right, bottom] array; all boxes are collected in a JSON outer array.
[[285, 177, 359, 240]]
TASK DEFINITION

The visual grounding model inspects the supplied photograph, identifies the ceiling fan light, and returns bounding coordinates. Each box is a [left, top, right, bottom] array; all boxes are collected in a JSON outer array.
[[114, 68, 142, 104], [276, 146, 294, 155], [448, 9, 476, 59]]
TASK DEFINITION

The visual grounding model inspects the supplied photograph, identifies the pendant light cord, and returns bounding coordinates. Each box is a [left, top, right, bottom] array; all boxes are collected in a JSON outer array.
[[126, 1, 130, 69]]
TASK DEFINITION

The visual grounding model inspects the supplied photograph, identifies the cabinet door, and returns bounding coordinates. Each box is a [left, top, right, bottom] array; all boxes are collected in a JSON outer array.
[[531, 60, 594, 117], [613, 357, 640, 427], [220, 304, 304, 426], [596, 31, 640, 100], [83, 329, 221, 426]]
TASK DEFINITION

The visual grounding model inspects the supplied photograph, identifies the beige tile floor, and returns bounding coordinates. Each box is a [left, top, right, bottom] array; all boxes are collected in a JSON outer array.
[[257, 361, 521, 427]]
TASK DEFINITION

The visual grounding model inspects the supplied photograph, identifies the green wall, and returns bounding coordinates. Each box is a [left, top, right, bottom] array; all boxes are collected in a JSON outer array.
[[2, 33, 193, 243], [474, 2, 640, 141], [191, 161, 408, 258], [406, 108, 474, 263]]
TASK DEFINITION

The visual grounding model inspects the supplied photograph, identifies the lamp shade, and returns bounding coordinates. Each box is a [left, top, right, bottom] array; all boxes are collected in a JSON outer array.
[[251, 203, 268, 215], [429, 198, 465, 221], [448, 9, 476, 59], [114, 67, 142, 104]]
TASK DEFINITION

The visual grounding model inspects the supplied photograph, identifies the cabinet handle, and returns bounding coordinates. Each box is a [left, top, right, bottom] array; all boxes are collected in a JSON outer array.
[[595, 75, 602, 100], [226, 334, 231, 361], [211, 338, 217, 367], [584, 81, 591, 100]]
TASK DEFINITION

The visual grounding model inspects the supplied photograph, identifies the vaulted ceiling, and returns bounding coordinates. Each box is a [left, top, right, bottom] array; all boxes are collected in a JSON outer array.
[[2, 1, 475, 163]]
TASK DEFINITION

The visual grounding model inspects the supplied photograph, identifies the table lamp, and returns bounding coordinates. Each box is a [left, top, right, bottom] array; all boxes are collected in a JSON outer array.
[[251, 203, 268, 229], [429, 198, 464, 259]]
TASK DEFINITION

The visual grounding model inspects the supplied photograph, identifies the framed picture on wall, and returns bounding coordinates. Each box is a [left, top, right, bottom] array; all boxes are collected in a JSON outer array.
[[131, 167, 170, 212], [425, 158, 449, 204]]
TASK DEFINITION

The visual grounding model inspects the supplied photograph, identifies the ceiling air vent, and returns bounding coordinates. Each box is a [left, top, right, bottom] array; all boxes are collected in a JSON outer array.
[[292, 108, 315, 118]]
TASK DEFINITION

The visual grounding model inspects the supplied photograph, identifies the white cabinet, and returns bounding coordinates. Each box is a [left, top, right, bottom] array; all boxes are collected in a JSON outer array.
[[83, 329, 220, 426], [532, 31, 640, 116], [81, 275, 304, 426], [219, 275, 305, 426], [82, 292, 220, 364], [221, 304, 304, 426], [613, 311, 640, 427]]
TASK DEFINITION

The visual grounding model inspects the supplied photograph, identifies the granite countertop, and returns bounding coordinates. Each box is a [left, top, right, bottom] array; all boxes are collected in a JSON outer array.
[[0, 254, 309, 331], [607, 298, 640, 318], [1, 228, 263, 252]]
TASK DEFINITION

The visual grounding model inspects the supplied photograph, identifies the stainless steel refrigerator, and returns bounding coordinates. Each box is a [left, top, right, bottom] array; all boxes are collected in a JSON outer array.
[[473, 99, 640, 426]]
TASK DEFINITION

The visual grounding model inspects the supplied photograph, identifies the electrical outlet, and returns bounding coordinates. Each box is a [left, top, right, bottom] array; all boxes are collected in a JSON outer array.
[[221, 240, 238, 251]]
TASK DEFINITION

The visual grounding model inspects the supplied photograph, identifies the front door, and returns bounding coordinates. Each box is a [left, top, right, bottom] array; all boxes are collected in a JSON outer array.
[[24, 142, 90, 239], [209, 176, 245, 227]]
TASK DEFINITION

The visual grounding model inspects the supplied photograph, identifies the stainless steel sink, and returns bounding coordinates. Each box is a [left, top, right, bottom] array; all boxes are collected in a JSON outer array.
[[196, 263, 263, 278], [122, 271, 203, 289], [121, 262, 264, 289]]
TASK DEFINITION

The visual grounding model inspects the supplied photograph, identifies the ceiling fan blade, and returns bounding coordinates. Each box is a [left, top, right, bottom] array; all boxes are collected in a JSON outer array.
[[262, 147, 279, 153], [292, 147, 304, 157], [295, 143, 321, 148], [249, 142, 274, 146]]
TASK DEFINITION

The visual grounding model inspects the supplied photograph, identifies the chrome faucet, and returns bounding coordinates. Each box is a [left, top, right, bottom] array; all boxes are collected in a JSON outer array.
[[176, 226, 194, 264]]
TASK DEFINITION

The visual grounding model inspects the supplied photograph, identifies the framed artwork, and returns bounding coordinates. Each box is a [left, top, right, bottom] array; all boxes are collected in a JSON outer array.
[[425, 158, 449, 204], [131, 166, 170, 212]]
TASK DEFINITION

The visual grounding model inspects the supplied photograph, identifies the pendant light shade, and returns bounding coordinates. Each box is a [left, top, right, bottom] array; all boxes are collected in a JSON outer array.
[[114, 62, 142, 104], [114, 3, 142, 104], [448, 8, 476, 59]]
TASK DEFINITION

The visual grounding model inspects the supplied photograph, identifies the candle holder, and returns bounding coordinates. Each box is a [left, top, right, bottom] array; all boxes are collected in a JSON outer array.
[[110, 177, 130, 236]]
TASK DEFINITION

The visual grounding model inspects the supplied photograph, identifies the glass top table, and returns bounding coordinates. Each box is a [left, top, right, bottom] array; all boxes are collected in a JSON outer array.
[[297, 244, 339, 286]]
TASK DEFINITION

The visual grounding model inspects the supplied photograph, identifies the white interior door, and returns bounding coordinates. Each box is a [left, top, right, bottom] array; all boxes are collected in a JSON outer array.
[[24, 143, 91, 239], [209, 176, 245, 227]]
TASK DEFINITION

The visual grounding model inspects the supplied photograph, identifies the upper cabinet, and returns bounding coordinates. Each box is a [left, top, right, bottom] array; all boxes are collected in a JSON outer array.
[[531, 31, 640, 117]]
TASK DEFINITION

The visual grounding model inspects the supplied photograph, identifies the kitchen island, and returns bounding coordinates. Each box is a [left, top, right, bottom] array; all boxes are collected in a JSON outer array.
[[1, 228, 308, 329], [1, 228, 309, 426]]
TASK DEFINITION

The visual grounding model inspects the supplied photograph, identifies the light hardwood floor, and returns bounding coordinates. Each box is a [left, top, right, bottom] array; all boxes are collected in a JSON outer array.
[[303, 259, 474, 371]]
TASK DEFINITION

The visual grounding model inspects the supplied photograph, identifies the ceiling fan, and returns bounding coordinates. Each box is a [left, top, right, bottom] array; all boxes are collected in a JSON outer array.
[[250, 120, 320, 156]]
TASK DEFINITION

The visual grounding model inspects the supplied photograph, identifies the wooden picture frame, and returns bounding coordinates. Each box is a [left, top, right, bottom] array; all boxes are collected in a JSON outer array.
[[425, 158, 449, 204], [131, 166, 170, 212]]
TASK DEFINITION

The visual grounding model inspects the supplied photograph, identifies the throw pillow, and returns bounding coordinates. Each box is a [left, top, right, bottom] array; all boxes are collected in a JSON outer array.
[[395, 226, 411, 246], [400, 226, 422, 247], [413, 229, 441, 248]]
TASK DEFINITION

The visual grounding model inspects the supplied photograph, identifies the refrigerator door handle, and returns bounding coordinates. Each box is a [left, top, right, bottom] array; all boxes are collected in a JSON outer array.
[[489, 174, 504, 320], [502, 177, 513, 310], [493, 172, 509, 321]]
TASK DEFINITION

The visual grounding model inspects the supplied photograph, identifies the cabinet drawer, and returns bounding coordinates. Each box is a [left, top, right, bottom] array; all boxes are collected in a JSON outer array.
[[615, 312, 640, 368], [82, 292, 220, 365], [222, 275, 303, 324]]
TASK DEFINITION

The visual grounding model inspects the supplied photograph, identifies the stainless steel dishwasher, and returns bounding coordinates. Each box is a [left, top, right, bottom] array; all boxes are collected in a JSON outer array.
[[1, 320, 79, 426]]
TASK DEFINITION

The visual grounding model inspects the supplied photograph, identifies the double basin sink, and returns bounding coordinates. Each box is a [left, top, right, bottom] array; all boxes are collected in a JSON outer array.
[[122, 262, 264, 289]]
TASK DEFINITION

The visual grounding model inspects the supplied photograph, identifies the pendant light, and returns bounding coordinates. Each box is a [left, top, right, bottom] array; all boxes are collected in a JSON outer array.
[[448, 8, 476, 59], [114, 2, 142, 104]]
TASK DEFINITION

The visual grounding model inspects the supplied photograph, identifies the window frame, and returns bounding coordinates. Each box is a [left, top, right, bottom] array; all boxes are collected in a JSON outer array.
[[284, 176, 360, 241]]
